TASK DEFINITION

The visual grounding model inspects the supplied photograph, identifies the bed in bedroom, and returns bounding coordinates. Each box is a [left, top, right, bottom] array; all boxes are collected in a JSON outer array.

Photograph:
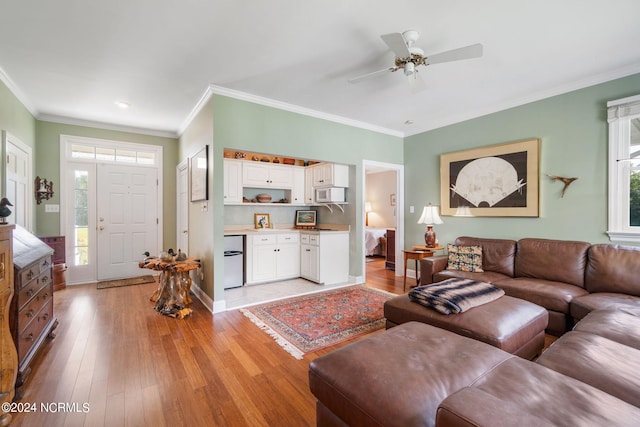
[[365, 227, 388, 257]]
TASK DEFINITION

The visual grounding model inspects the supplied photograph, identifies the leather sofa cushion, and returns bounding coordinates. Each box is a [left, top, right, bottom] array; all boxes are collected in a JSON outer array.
[[309, 322, 512, 427], [573, 308, 640, 350], [514, 238, 590, 287], [384, 295, 547, 357], [495, 277, 588, 313], [455, 236, 516, 277], [537, 331, 640, 407], [570, 292, 640, 320], [437, 357, 640, 427], [585, 244, 640, 296], [433, 269, 510, 285]]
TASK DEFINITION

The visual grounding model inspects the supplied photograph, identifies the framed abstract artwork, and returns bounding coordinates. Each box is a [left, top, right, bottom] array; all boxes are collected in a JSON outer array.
[[440, 138, 540, 217]]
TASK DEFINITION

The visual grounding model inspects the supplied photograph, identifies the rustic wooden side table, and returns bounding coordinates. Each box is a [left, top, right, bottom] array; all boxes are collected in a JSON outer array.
[[402, 250, 434, 292], [138, 257, 200, 318]]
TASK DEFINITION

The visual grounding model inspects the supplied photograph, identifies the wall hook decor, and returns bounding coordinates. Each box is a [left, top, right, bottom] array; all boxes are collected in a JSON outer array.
[[35, 176, 54, 204], [546, 174, 578, 198]]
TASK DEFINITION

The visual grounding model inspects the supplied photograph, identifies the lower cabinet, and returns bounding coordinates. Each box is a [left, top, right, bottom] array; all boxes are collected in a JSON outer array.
[[300, 232, 349, 284], [246, 232, 300, 284]]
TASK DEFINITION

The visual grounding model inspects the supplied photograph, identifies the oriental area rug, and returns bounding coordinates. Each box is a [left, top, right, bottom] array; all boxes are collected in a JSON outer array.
[[240, 286, 393, 359]]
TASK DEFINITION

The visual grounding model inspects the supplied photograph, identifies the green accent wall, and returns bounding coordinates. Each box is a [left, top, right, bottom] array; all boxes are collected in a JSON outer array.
[[35, 121, 179, 243], [404, 73, 640, 248]]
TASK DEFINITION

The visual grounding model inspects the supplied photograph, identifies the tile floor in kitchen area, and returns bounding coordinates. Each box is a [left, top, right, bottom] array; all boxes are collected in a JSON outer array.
[[223, 277, 359, 310]]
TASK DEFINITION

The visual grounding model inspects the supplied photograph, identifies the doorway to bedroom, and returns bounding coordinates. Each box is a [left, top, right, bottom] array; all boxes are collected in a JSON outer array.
[[363, 160, 403, 282]]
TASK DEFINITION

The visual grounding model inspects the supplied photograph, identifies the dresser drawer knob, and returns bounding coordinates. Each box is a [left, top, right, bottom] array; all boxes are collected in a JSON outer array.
[[27, 289, 35, 297], [42, 313, 49, 321], [27, 270, 34, 279], [26, 333, 34, 342], [26, 309, 35, 318], [42, 276, 49, 283]]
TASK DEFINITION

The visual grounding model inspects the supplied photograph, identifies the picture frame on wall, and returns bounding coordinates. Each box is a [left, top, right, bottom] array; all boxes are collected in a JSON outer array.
[[254, 213, 271, 229], [295, 210, 317, 227], [190, 145, 208, 202], [440, 138, 540, 217]]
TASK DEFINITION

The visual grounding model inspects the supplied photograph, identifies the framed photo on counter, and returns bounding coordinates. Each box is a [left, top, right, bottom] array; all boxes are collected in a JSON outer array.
[[295, 210, 317, 227], [254, 213, 271, 229]]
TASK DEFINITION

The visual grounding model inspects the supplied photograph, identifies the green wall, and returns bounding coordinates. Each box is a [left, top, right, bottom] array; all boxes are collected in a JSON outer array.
[[184, 94, 403, 305], [404, 73, 640, 248], [0, 80, 36, 225], [35, 121, 179, 244]]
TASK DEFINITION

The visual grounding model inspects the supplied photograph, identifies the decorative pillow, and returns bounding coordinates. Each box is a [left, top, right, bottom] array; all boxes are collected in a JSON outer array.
[[446, 244, 484, 272]]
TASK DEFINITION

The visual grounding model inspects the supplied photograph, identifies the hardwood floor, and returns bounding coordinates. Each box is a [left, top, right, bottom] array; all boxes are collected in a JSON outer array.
[[10, 258, 401, 427]]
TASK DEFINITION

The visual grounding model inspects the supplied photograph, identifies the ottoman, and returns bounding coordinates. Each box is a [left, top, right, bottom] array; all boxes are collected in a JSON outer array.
[[384, 294, 548, 359]]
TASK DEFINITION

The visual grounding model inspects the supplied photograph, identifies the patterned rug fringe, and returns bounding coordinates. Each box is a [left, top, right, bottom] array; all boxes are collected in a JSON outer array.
[[240, 308, 304, 359]]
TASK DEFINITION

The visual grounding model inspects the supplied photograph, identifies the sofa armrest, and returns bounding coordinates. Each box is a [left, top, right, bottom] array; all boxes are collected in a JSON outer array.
[[419, 255, 448, 285]]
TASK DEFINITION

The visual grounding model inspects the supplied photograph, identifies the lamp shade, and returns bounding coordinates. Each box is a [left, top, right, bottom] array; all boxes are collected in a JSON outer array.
[[365, 202, 372, 213], [417, 205, 443, 225]]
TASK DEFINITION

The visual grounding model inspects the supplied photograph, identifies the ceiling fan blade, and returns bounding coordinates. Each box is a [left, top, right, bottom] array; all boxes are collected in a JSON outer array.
[[425, 43, 483, 65], [348, 67, 396, 83], [380, 32, 411, 58]]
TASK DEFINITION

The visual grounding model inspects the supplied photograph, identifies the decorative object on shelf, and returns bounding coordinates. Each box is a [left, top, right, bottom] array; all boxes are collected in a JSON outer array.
[[295, 210, 317, 229], [234, 151, 246, 159], [283, 158, 295, 165], [417, 204, 443, 248], [0, 198, 13, 223], [252, 155, 259, 161], [260, 156, 270, 162], [254, 213, 271, 229], [190, 145, 208, 202], [440, 138, 540, 217], [34, 176, 54, 204], [365, 202, 372, 226], [546, 174, 578, 198], [256, 193, 272, 203], [272, 157, 280, 163]]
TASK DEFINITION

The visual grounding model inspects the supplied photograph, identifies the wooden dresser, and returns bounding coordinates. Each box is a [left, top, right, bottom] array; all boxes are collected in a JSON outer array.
[[10, 225, 57, 394], [385, 228, 396, 270], [0, 225, 16, 427]]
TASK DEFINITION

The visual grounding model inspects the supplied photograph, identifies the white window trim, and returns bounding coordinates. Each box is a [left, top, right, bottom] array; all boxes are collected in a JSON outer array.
[[607, 94, 640, 243]]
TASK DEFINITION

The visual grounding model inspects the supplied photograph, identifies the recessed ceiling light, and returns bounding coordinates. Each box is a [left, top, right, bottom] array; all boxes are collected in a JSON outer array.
[[115, 100, 130, 109], [404, 120, 414, 125]]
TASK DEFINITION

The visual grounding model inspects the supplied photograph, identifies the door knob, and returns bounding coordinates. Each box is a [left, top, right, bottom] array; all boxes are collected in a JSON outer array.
[[98, 226, 104, 230], [99, 217, 104, 222]]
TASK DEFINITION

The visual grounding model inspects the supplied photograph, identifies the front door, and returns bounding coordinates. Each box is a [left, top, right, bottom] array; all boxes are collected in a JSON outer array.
[[96, 164, 158, 280], [4, 132, 32, 229]]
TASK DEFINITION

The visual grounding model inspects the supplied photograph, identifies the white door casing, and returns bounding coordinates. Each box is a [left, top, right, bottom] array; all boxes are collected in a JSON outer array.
[[96, 164, 158, 280], [177, 160, 189, 254], [2, 131, 32, 230]]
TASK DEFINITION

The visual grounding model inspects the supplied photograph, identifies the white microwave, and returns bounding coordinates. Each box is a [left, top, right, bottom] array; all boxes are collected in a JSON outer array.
[[315, 187, 345, 203]]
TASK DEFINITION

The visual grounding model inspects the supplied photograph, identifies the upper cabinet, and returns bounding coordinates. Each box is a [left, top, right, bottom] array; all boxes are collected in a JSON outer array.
[[223, 159, 243, 203], [311, 162, 349, 188], [243, 162, 294, 189]]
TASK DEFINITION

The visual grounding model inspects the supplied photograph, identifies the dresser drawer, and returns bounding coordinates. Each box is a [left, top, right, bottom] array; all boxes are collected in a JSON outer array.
[[17, 270, 51, 309], [18, 285, 53, 335], [17, 299, 53, 362]]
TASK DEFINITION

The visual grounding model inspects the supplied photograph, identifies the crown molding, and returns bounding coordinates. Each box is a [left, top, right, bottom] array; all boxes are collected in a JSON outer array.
[[0, 66, 37, 116], [37, 113, 178, 138], [207, 85, 405, 138], [177, 85, 215, 137]]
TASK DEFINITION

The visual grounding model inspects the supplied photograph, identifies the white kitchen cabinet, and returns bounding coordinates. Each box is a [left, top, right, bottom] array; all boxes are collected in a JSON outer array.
[[291, 166, 305, 204], [300, 231, 349, 284], [223, 159, 243, 203], [311, 162, 349, 188], [246, 232, 300, 284], [304, 167, 315, 204], [243, 162, 294, 189]]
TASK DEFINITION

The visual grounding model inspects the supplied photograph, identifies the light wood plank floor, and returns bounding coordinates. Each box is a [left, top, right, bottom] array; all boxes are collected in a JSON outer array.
[[11, 258, 403, 427]]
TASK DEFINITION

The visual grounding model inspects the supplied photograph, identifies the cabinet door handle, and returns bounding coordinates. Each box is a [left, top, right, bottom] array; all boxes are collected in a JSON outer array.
[[305, 249, 311, 252]]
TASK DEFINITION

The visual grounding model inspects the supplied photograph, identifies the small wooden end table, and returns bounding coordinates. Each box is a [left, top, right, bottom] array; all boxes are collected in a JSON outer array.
[[402, 245, 443, 293]]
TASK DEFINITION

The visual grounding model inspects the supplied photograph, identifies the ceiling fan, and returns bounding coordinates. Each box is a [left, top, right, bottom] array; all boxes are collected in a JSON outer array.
[[348, 30, 483, 90]]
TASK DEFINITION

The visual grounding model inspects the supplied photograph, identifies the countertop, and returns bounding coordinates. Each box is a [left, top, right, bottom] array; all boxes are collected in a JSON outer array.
[[224, 225, 349, 236]]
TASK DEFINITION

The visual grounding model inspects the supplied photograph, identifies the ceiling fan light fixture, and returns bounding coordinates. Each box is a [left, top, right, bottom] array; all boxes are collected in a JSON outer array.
[[404, 61, 415, 76]]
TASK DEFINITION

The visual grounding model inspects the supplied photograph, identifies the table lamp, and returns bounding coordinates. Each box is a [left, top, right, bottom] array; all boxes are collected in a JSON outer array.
[[417, 204, 443, 248], [365, 202, 372, 226]]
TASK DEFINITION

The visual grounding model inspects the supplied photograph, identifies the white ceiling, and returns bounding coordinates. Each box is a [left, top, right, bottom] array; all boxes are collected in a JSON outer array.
[[1, 1, 639, 138]]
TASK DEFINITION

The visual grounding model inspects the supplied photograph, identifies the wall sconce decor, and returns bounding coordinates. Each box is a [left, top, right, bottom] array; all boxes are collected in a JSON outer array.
[[35, 176, 54, 204]]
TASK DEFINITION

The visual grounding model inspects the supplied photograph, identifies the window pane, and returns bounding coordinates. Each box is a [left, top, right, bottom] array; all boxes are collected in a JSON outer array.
[[75, 171, 88, 189], [137, 151, 155, 165], [75, 247, 89, 266], [75, 227, 88, 246], [96, 147, 115, 161], [628, 118, 640, 227], [71, 144, 95, 159], [116, 149, 136, 163], [75, 189, 88, 209], [75, 209, 88, 226]]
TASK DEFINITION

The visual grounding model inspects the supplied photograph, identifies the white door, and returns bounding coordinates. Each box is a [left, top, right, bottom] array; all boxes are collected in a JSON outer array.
[[3, 132, 32, 229], [96, 164, 158, 280], [176, 161, 189, 254]]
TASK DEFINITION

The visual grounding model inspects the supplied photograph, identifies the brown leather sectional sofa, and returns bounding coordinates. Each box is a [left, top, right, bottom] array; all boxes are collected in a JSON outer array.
[[309, 306, 640, 426], [419, 237, 640, 335]]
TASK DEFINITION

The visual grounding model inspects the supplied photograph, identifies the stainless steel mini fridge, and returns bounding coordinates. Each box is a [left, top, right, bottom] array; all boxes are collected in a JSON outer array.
[[223, 235, 244, 289]]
